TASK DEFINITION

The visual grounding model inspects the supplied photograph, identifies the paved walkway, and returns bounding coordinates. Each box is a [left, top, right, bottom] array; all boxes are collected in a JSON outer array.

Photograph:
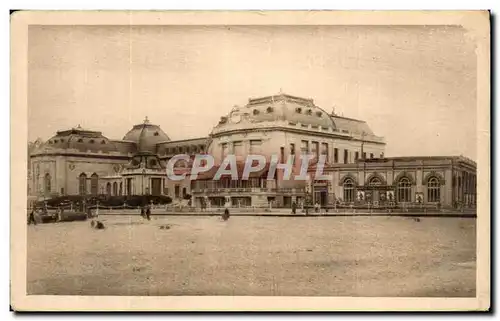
[[98, 210, 476, 218]]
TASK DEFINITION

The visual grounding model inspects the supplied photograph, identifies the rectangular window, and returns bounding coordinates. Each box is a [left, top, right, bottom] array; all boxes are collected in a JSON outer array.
[[344, 149, 348, 164], [363, 152, 367, 159], [300, 140, 309, 154], [127, 178, 133, 195], [233, 141, 243, 156], [221, 143, 228, 159], [175, 185, 180, 198], [355, 151, 359, 160], [290, 143, 295, 155], [280, 147, 285, 163], [320, 142, 328, 159], [249, 140, 262, 154], [370, 153, 374, 159], [311, 142, 319, 160], [334, 148, 338, 163]]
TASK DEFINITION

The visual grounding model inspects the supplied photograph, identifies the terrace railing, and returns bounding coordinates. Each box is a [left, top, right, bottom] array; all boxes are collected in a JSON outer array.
[[191, 187, 306, 194]]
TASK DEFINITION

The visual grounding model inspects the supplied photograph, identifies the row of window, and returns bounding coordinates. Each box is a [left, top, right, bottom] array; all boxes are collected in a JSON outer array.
[[48, 132, 160, 146], [287, 122, 348, 133], [221, 140, 263, 158], [452, 172, 477, 193], [250, 106, 324, 117], [295, 107, 323, 117], [298, 141, 381, 164], [164, 144, 205, 155], [49, 138, 107, 144], [78, 173, 100, 195], [192, 178, 268, 190], [342, 177, 441, 203], [220, 140, 382, 165]]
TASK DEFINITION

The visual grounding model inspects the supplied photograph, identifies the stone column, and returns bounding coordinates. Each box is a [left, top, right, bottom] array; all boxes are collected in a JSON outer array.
[[444, 168, 453, 207]]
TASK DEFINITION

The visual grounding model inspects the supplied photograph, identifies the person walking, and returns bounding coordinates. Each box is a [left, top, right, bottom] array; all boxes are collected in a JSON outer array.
[[291, 201, 297, 215], [28, 209, 37, 225], [146, 205, 151, 221], [222, 198, 231, 221]]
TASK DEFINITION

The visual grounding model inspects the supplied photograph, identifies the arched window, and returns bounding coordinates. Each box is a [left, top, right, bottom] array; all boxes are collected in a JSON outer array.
[[397, 178, 411, 202], [427, 177, 440, 202], [44, 173, 51, 194], [106, 182, 112, 196], [79, 173, 87, 195], [369, 177, 382, 186], [119, 182, 123, 196], [90, 173, 99, 195], [113, 182, 118, 196], [343, 179, 355, 203]]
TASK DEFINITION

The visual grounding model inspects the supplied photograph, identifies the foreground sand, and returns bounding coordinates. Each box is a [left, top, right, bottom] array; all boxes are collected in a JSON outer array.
[[27, 215, 476, 297]]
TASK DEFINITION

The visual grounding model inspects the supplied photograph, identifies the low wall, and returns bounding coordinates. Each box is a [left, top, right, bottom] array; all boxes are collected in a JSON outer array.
[[97, 208, 476, 218]]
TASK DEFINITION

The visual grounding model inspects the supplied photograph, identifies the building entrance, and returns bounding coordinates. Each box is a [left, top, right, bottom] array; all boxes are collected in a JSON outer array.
[[313, 186, 328, 207], [151, 178, 162, 196]]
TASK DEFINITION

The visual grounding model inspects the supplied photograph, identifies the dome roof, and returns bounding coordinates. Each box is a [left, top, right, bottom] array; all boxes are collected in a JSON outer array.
[[216, 93, 337, 130], [122, 117, 171, 153], [44, 125, 120, 153]]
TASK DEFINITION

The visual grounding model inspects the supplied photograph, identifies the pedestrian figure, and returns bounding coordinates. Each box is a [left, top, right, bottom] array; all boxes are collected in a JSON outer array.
[[222, 198, 231, 221], [291, 201, 297, 215], [314, 202, 320, 213], [146, 205, 151, 221], [28, 210, 37, 225], [56, 208, 62, 222], [140, 206, 145, 218]]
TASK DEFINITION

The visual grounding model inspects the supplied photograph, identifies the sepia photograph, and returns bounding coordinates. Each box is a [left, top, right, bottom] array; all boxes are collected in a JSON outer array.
[[10, 10, 490, 311]]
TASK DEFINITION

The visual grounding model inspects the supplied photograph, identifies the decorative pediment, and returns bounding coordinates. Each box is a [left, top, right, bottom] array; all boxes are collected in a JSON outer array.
[[423, 171, 445, 185], [339, 173, 358, 186], [393, 171, 416, 185], [365, 172, 387, 185]]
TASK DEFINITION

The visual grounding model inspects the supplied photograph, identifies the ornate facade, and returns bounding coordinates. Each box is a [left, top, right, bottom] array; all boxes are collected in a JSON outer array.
[[28, 118, 207, 202], [28, 92, 476, 209], [307, 156, 477, 209]]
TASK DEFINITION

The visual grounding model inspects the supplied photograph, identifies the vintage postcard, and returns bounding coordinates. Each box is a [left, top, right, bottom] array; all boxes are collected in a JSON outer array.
[[11, 10, 490, 311]]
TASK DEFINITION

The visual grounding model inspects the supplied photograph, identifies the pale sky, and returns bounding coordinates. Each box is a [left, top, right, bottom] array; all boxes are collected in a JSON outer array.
[[28, 25, 477, 160]]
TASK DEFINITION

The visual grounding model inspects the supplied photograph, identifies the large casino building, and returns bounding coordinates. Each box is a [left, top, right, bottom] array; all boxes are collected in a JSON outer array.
[[28, 93, 476, 209]]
